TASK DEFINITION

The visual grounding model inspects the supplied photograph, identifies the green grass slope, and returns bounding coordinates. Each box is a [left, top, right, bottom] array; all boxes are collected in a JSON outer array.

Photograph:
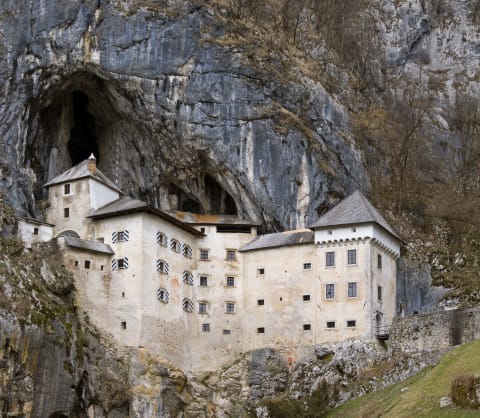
[[326, 340, 480, 418]]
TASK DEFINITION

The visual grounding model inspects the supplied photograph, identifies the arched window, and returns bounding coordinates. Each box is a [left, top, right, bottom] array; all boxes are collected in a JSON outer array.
[[157, 288, 169, 303], [170, 238, 181, 253], [182, 298, 194, 313], [182, 244, 193, 259], [156, 259, 169, 274], [183, 271, 194, 285], [156, 232, 168, 247]]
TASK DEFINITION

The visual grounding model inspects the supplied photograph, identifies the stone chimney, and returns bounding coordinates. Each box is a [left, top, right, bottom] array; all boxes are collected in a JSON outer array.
[[87, 153, 97, 175]]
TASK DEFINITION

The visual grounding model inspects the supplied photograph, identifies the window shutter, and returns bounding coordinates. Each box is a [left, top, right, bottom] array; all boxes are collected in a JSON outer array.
[[183, 271, 193, 285], [124, 230, 129, 241], [111, 259, 117, 270], [112, 232, 118, 243], [123, 257, 129, 269]]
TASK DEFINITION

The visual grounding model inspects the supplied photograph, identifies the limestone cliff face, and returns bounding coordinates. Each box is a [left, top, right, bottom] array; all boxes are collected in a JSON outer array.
[[0, 0, 366, 231]]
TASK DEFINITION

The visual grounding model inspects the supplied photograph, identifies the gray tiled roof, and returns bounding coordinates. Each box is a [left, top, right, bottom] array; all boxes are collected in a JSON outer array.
[[308, 191, 399, 239], [89, 197, 204, 236], [44, 160, 122, 193], [167, 211, 260, 226], [63, 236, 114, 255], [240, 229, 314, 252], [89, 197, 148, 217]]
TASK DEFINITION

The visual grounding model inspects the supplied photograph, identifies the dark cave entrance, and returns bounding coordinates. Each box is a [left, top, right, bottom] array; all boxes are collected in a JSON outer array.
[[68, 91, 99, 165]]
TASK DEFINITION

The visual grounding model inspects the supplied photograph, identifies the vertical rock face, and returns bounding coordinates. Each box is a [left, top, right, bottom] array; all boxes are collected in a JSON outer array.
[[0, 0, 366, 231]]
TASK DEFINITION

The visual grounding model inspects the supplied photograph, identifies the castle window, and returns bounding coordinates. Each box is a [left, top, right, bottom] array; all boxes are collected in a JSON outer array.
[[257, 268, 265, 275], [347, 320, 356, 328], [303, 324, 311, 331], [64, 208, 70, 218], [378, 254, 383, 270], [198, 302, 208, 314], [326, 321, 336, 329], [183, 271, 194, 285], [182, 298, 194, 313], [156, 232, 168, 247], [302, 294, 311, 302], [225, 302, 235, 314], [64, 183, 71, 195], [200, 227, 205, 233], [199, 275, 208, 287], [223, 329, 231, 335], [112, 230, 129, 243], [156, 259, 169, 274], [170, 239, 181, 253], [33, 227, 39, 235], [325, 284, 335, 299], [199, 249, 209, 261], [202, 323, 210, 332], [348, 282, 357, 298], [121, 321, 127, 329], [378, 286, 382, 302], [84, 260, 91, 269], [257, 299, 264, 306], [303, 262, 312, 270], [74, 261, 79, 267], [116, 257, 129, 269], [226, 250, 236, 261], [257, 327, 265, 334], [226, 276, 235, 287], [157, 288, 170, 303], [182, 244, 193, 259], [347, 249, 357, 265], [325, 251, 335, 267]]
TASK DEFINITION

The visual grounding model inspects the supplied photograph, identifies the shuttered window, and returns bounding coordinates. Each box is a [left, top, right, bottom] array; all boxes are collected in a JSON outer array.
[[112, 230, 129, 243], [183, 298, 194, 313], [156, 259, 169, 274], [157, 288, 169, 303], [183, 271, 194, 285], [170, 239, 181, 253], [112, 257, 129, 270], [156, 232, 168, 247], [182, 244, 193, 259]]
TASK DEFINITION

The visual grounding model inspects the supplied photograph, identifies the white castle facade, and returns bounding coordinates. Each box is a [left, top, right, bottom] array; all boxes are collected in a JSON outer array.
[[20, 155, 401, 372]]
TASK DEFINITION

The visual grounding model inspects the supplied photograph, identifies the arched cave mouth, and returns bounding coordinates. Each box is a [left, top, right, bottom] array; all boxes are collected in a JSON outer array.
[[27, 72, 239, 217]]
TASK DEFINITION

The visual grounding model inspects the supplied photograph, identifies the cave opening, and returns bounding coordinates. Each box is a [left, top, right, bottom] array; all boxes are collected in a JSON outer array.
[[204, 175, 238, 216], [68, 91, 99, 165]]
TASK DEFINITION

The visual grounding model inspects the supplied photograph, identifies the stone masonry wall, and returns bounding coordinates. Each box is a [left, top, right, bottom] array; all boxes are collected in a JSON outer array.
[[389, 305, 480, 355]]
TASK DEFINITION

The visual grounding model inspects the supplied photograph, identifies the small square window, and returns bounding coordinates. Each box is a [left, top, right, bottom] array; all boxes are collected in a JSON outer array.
[[328, 230, 332, 235], [326, 251, 335, 267], [325, 284, 335, 299], [223, 329, 231, 335], [226, 276, 235, 287], [378, 286, 382, 302], [378, 254, 383, 270], [326, 321, 336, 329], [303, 262, 312, 270], [64, 183, 70, 195], [84, 260, 91, 269], [64, 208, 70, 218], [121, 321, 127, 329], [302, 294, 311, 302], [347, 320, 356, 328], [202, 323, 210, 332], [200, 249, 209, 261], [74, 260, 79, 267], [348, 282, 357, 298], [118, 259, 127, 269], [347, 249, 357, 265], [198, 302, 207, 314], [257, 299, 265, 306], [257, 327, 265, 334], [200, 227, 205, 233], [303, 324, 311, 331], [225, 302, 235, 314], [33, 227, 39, 235], [226, 250, 236, 261], [121, 292, 125, 298], [199, 276, 208, 287], [257, 268, 265, 275]]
